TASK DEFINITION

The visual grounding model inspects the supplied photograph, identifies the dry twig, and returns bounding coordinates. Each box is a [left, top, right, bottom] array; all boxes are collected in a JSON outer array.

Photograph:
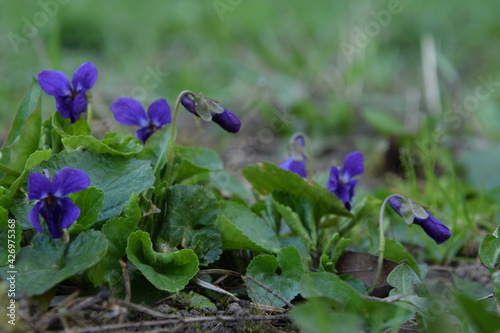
[[114, 299, 177, 319], [194, 277, 240, 301], [55, 314, 290, 333]]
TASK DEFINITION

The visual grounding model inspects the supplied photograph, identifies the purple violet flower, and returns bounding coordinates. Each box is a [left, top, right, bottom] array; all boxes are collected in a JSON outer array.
[[38, 62, 98, 123], [281, 159, 307, 178], [110, 97, 172, 143], [181, 94, 241, 133], [389, 197, 452, 244], [326, 151, 364, 211], [280, 134, 307, 178], [28, 168, 90, 239]]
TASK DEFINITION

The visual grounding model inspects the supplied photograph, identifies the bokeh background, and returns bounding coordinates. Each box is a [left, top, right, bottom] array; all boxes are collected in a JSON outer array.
[[2, 0, 500, 221]]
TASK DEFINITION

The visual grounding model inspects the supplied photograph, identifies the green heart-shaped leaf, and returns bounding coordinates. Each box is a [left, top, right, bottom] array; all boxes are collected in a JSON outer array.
[[301, 272, 413, 331], [126, 230, 199, 292], [156, 184, 220, 248], [387, 263, 427, 297], [68, 187, 105, 235], [87, 195, 142, 292], [384, 239, 420, 276], [0, 230, 108, 296], [246, 246, 304, 307], [51, 112, 90, 137], [218, 201, 280, 253], [62, 135, 142, 157], [272, 192, 317, 251], [33, 150, 155, 221], [175, 145, 224, 182], [479, 227, 500, 271], [243, 162, 349, 219]]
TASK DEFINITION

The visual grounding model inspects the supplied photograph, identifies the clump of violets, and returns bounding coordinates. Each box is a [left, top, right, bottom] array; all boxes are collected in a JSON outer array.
[[28, 168, 90, 239], [326, 151, 364, 211], [38, 62, 98, 123], [110, 97, 172, 143], [280, 133, 307, 178], [181, 92, 241, 133], [389, 196, 452, 244]]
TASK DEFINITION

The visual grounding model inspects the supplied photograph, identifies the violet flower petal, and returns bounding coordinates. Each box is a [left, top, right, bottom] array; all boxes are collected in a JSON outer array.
[[110, 97, 149, 127], [414, 214, 452, 244], [389, 197, 452, 244], [334, 184, 350, 205], [136, 127, 155, 143], [388, 197, 403, 211], [147, 98, 171, 128], [280, 158, 307, 178], [28, 173, 52, 200], [37, 70, 71, 96], [70, 93, 88, 123], [71, 62, 98, 93], [55, 95, 73, 119], [59, 197, 81, 229], [326, 166, 340, 192], [39, 198, 64, 239], [342, 151, 364, 180], [294, 135, 305, 147], [326, 165, 351, 209], [212, 109, 241, 133], [52, 167, 90, 197], [38, 197, 80, 239], [181, 95, 197, 116], [28, 201, 44, 232], [181, 94, 241, 133]]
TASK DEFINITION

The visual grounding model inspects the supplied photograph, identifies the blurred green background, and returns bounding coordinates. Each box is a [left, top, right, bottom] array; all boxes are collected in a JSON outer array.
[[1, 0, 500, 208]]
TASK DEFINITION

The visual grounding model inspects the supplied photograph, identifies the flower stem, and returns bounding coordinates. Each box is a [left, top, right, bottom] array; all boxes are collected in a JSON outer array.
[[300, 133, 313, 183], [368, 194, 405, 294], [86, 94, 93, 128], [62, 229, 70, 244], [164, 90, 195, 186]]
